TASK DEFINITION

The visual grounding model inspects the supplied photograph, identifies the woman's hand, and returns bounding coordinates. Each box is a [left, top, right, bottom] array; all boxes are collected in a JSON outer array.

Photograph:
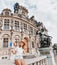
[[11, 49, 16, 54]]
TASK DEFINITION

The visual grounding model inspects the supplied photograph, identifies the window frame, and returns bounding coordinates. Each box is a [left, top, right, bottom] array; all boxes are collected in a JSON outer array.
[[24, 23, 27, 30], [4, 19, 9, 30], [3, 38, 8, 48], [5, 11, 9, 16], [15, 21, 19, 31]]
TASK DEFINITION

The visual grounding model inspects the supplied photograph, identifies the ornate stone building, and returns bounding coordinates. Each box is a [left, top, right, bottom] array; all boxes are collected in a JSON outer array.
[[0, 3, 39, 54], [0, 3, 51, 65], [0, 3, 48, 55]]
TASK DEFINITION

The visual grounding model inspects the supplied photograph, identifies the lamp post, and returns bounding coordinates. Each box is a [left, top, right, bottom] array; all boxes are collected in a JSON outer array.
[[9, 21, 13, 60], [10, 21, 13, 48]]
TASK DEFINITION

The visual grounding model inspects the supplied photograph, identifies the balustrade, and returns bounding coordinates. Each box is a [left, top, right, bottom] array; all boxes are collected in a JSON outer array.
[[24, 56, 48, 65], [0, 49, 9, 55], [0, 49, 48, 65]]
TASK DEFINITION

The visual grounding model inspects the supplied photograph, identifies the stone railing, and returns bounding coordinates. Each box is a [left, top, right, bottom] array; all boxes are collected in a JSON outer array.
[[25, 56, 47, 65], [0, 55, 47, 65], [0, 48, 9, 59], [0, 48, 9, 55], [10, 53, 48, 65], [0, 49, 48, 65]]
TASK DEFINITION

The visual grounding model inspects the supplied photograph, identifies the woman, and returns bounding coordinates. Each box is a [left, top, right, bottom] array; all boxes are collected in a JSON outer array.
[[11, 40, 26, 65]]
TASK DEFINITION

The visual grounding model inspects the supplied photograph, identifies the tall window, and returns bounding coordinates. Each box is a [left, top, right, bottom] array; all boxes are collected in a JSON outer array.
[[3, 38, 8, 47], [24, 23, 27, 30], [15, 21, 19, 31], [4, 19, 9, 30], [29, 26, 33, 35], [32, 41, 34, 48]]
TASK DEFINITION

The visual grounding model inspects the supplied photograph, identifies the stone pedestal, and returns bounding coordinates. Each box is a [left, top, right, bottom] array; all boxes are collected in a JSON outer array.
[[39, 47, 56, 65]]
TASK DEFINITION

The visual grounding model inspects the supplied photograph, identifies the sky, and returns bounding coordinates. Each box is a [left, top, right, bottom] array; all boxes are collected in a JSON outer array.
[[0, 0, 57, 45]]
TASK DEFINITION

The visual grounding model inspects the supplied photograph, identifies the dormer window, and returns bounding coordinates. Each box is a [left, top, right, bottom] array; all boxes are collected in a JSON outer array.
[[3, 38, 8, 47], [2, 8, 11, 16], [5, 11, 9, 16]]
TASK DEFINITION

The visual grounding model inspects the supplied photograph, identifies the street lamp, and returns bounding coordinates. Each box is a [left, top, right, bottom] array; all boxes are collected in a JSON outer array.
[[9, 20, 14, 60], [10, 21, 13, 48]]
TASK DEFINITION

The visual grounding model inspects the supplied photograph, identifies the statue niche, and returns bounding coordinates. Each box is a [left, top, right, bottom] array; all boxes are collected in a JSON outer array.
[[14, 3, 19, 13]]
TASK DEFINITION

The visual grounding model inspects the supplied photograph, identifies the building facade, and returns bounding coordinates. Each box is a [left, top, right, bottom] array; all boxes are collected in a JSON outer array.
[[0, 3, 50, 65], [0, 3, 48, 55], [0, 3, 41, 55]]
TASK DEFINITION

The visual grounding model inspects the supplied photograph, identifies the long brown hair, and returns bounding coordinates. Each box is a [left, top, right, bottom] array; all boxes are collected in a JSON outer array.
[[19, 41, 25, 48], [24, 37, 28, 42]]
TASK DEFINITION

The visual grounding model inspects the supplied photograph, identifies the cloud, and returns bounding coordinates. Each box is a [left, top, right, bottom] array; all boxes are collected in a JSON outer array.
[[0, 0, 57, 44]]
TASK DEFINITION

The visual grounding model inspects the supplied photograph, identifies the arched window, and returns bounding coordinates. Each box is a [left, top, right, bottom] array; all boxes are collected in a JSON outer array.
[[5, 11, 9, 16], [3, 38, 8, 47], [14, 35, 20, 46], [3, 34, 9, 48], [15, 39, 19, 46]]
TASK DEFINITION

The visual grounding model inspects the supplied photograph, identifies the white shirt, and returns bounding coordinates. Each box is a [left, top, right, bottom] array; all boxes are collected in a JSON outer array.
[[15, 46, 24, 56]]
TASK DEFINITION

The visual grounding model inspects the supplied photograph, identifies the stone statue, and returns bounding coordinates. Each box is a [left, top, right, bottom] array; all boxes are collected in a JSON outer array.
[[39, 32, 52, 48], [14, 3, 19, 13], [41, 35, 52, 47]]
